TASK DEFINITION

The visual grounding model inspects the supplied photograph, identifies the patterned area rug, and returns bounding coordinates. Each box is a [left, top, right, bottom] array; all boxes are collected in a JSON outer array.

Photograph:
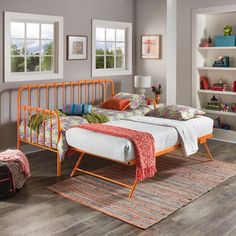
[[48, 154, 236, 229]]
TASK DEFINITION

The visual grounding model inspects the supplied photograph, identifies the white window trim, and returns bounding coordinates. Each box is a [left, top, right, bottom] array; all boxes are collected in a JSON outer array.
[[92, 19, 132, 77], [4, 11, 64, 82]]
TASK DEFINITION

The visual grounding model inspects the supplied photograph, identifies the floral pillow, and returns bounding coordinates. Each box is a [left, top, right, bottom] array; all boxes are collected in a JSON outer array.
[[145, 105, 205, 121], [114, 92, 146, 110]]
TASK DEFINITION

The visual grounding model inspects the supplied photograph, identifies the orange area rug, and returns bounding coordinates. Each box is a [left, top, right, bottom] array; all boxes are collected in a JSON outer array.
[[48, 154, 236, 229]]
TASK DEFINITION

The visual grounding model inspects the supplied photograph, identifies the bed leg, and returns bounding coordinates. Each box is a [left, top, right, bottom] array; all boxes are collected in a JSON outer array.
[[70, 153, 85, 177], [17, 139, 20, 150], [128, 181, 138, 198], [204, 142, 214, 161], [57, 153, 62, 177]]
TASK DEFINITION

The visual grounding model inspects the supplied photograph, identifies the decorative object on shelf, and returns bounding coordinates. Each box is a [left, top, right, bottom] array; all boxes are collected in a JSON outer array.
[[206, 95, 236, 113], [134, 75, 151, 95], [151, 84, 162, 104], [224, 25, 233, 36], [215, 35, 236, 47], [220, 103, 236, 113], [214, 117, 231, 130], [199, 35, 214, 48], [141, 35, 161, 59], [199, 35, 213, 47], [232, 104, 236, 113], [212, 79, 228, 91], [220, 103, 231, 112], [67, 35, 88, 60], [200, 76, 210, 89], [212, 56, 230, 67], [233, 81, 236, 92], [206, 95, 221, 110]]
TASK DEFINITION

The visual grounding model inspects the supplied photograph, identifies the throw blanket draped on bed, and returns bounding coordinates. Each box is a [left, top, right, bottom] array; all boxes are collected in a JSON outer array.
[[78, 124, 156, 181], [126, 116, 198, 156]]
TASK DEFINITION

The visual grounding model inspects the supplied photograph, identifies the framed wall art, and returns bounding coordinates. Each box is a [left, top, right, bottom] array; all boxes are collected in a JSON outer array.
[[141, 35, 161, 59], [67, 35, 88, 60]]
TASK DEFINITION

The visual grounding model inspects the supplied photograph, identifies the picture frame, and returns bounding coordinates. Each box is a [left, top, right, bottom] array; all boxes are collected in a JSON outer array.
[[67, 35, 88, 60], [141, 35, 161, 59]]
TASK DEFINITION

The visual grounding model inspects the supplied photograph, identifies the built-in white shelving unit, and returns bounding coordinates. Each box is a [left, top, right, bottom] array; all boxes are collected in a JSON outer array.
[[192, 5, 236, 144]]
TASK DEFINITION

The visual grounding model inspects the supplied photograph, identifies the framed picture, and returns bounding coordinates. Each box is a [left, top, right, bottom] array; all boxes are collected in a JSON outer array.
[[141, 35, 161, 59], [67, 35, 88, 60]]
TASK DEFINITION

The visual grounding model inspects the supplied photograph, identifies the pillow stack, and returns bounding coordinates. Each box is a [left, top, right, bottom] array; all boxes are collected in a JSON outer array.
[[101, 92, 146, 111], [113, 92, 146, 110]]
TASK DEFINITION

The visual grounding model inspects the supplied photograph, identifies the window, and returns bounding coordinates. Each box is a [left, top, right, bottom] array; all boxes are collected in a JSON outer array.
[[4, 12, 63, 82], [92, 20, 132, 77]]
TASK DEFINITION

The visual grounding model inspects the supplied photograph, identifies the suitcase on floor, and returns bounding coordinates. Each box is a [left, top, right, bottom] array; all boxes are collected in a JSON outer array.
[[0, 164, 15, 199]]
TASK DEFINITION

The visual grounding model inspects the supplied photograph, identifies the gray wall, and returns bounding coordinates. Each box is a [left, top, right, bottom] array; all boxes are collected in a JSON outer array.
[[135, 0, 167, 102], [176, 0, 236, 106], [0, 0, 134, 150]]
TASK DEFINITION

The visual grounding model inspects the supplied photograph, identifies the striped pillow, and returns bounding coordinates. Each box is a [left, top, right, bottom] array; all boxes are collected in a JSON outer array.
[[62, 104, 92, 115]]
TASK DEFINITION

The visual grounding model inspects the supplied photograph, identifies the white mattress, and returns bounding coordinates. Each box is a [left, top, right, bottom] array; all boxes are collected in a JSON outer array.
[[66, 116, 213, 163]]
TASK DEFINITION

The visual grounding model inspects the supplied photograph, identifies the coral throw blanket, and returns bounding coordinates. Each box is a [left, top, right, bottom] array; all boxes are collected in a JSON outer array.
[[78, 124, 156, 181]]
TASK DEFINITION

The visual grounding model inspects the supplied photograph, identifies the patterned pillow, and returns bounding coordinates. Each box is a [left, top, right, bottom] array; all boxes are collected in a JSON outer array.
[[145, 105, 205, 121], [114, 92, 146, 110]]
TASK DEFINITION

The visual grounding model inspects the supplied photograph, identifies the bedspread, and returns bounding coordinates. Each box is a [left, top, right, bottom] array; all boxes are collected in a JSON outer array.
[[19, 106, 151, 160]]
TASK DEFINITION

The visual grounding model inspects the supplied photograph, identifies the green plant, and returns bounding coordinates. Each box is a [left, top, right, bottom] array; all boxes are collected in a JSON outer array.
[[152, 84, 162, 95]]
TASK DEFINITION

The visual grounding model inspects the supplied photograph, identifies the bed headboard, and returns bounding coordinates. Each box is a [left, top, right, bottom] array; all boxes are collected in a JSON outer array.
[[17, 79, 115, 110]]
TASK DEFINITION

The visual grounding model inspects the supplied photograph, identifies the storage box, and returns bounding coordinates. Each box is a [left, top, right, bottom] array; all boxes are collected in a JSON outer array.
[[215, 35, 236, 47]]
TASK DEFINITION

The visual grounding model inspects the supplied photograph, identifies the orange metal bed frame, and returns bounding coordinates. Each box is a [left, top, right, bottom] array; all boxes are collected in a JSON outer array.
[[17, 79, 116, 176], [17, 78, 214, 194], [70, 133, 214, 198]]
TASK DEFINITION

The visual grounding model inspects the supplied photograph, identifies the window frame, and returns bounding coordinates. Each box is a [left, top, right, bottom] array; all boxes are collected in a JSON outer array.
[[92, 19, 132, 77], [4, 11, 64, 82]]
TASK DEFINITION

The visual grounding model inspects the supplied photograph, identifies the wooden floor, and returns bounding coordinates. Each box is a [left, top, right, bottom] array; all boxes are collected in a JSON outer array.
[[0, 140, 236, 236]]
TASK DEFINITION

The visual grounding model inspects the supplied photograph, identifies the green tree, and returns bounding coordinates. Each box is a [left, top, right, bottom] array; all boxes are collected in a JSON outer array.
[[11, 44, 25, 72], [41, 42, 53, 71]]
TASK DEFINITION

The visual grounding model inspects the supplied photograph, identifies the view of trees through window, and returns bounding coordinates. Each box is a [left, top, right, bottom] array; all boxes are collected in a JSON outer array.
[[10, 22, 54, 73], [95, 28, 125, 70]]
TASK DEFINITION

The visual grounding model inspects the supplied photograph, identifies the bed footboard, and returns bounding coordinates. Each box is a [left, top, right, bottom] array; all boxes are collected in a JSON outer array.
[[17, 105, 61, 150]]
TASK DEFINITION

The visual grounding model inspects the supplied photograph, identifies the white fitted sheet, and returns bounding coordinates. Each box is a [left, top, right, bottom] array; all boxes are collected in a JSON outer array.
[[66, 116, 213, 163]]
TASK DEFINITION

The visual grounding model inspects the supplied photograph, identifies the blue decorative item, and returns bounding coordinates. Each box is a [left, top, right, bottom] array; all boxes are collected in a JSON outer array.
[[212, 56, 230, 67], [215, 35, 236, 47], [62, 104, 92, 115], [223, 56, 230, 67]]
